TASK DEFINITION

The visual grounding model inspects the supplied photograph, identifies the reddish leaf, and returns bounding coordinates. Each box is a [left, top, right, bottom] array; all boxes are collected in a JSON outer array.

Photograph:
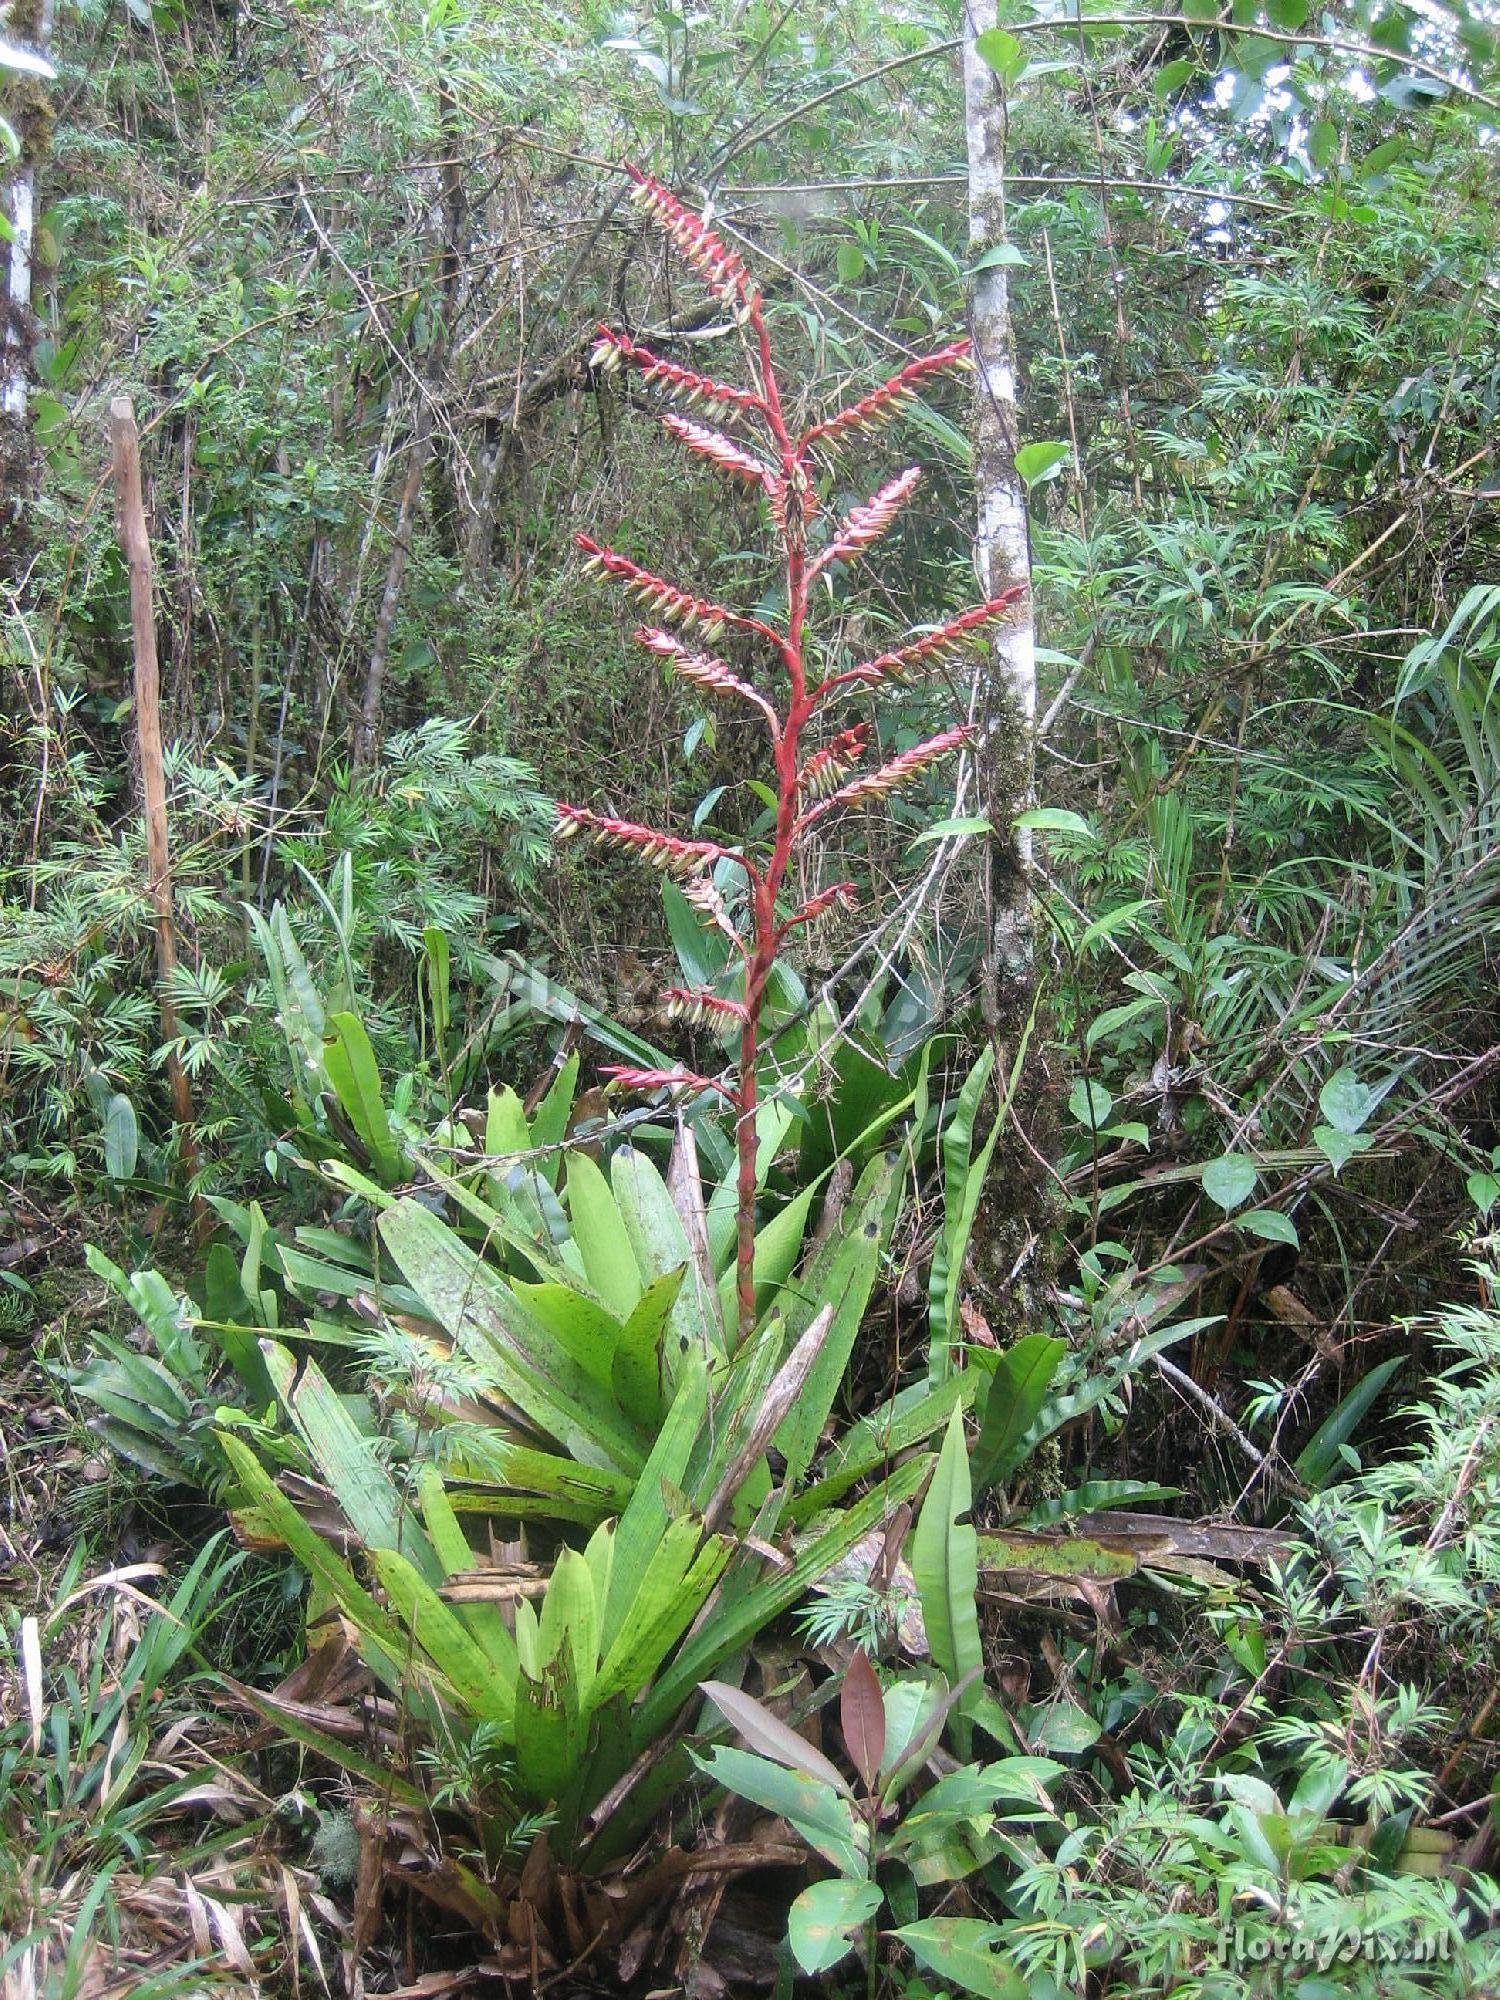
[[840, 1650, 886, 1792]]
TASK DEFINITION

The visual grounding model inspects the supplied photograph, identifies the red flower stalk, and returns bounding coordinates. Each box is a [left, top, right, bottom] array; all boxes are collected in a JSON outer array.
[[562, 167, 1016, 1342]]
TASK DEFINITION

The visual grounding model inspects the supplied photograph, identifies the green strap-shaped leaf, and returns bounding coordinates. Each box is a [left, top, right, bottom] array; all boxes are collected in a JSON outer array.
[[614, 1145, 725, 1369], [601, 1351, 707, 1651], [611, 1266, 682, 1430], [636, 1456, 931, 1742], [566, 1150, 642, 1320], [911, 1409, 982, 1751], [590, 1517, 728, 1712], [379, 1197, 645, 1476], [929, 1047, 1000, 1386], [528, 1051, 580, 1188], [774, 1152, 901, 1486], [262, 1343, 440, 1582], [371, 1548, 517, 1730], [323, 1011, 402, 1185], [970, 1334, 1067, 1495], [218, 1434, 408, 1684]]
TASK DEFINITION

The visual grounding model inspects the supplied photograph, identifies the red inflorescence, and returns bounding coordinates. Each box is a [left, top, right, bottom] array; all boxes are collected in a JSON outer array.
[[802, 340, 974, 450], [661, 987, 751, 1026], [661, 413, 776, 490], [814, 468, 922, 572], [587, 326, 766, 419], [624, 163, 759, 320], [823, 724, 975, 810], [601, 1064, 732, 1099], [797, 722, 872, 799], [782, 881, 861, 934], [576, 535, 736, 642], [555, 803, 724, 877]]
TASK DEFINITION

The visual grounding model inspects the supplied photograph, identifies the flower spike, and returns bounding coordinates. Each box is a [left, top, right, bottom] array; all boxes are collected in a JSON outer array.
[[588, 326, 766, 420], [797, 723, 872, 799], [661, 413, 776, 491], [555, 803, 725, 877], [602, 1064, 733, 1100], [811, 468, 921, 576], [802, 340, 974, 452], [636, 626, 778, 728], [778, 882, 860, 939], [813, 589, 1028, 703], [624, 163, 760, 320], [661, 987, 751, 1026], [575, 535, 739, 641], [802, 724, 975, 826]]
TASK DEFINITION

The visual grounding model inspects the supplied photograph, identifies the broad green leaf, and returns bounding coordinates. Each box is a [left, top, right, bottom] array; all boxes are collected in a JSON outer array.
[[1201, 1153, 1257, 1212], [601, 1351, 706, 1650], [895, 1918, 1027, 2000], [1016, 806, 1096, 840], [1067, 1077, 1112, 1127], [528, 1052, 580, 1188], [103, 1092, 138, 1180], [218, 1435, 408, 1681], [512, 1280, 623, 1394], [323, 1012, 401, 1184], [1319, 1066, 1376, 1134], [774, 1152, 900, 1485], [973, 27, 1023, 74], [1239, 1207, 1299, 1247], [614, 1144, 724, 1365], [911, 1410, 981, 1750], [592, 1518, 727, 1709], [1014, 440, 1070, 490], [971, 1335, 1066, 1493], [262, 1343, 439, 1581], [565, 1151, 641, 1318], [969, 242, 1027, 272], [788, 1880, 882, 1975], [379, 1198, 645, 1474], [695, 1745, 867, 1876], [423, 925, 450, 1043], [1315, 1125, 1372, 1176], [907, 814, 995, 850], [611, 1266, 682, 1430]]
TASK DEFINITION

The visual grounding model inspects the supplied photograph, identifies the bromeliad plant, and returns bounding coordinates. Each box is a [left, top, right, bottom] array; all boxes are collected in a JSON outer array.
[[560, 163, 1024, 1341]]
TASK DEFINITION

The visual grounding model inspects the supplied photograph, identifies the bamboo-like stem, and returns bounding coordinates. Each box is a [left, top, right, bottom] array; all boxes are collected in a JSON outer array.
[[110, 398, 209, 1234]]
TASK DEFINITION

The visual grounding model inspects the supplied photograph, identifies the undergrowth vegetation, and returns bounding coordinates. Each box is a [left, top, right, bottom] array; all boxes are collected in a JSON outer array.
[[1, 0, 1498, 1994]]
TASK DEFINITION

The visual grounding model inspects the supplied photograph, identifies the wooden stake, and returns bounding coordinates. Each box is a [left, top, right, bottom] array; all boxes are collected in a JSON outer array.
[[110, 396, 208, 1225]]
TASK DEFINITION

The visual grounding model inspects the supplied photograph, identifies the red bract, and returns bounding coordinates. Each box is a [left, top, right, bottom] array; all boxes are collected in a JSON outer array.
[[559, 166, 1018, 1342]]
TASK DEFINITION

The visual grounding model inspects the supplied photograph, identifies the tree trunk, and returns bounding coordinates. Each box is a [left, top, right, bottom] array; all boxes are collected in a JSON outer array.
[[964, 2, 1053, 1322], [111, 398, 210, 1236], [352, 83, 466, 768], [1, 0, 55, 576], [964, 0, 1038, 1006]]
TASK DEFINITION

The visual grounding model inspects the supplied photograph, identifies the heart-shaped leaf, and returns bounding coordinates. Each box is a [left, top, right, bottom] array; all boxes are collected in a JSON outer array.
[[1318, 1066, 1375, 1134]]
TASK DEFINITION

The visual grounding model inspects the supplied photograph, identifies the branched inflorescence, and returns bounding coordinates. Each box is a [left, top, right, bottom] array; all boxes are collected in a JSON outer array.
[[561, 163, 1027, 1342]]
